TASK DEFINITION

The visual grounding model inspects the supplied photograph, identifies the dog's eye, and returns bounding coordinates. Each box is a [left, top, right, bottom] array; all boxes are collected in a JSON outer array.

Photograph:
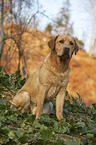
[[70, 41, 73, 45], [59, 40, 64, 44]]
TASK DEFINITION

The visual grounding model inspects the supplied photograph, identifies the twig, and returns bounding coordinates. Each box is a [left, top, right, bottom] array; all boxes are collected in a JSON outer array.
[[39, 12, 56, 23], [4, 31, 26, 41]]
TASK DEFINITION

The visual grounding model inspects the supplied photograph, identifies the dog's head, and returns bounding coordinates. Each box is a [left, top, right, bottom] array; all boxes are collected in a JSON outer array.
[[48, 35, 79, 60]]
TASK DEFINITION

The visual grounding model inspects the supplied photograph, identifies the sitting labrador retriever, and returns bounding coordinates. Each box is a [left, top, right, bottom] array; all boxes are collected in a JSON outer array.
[[11, 35, 79, 120]]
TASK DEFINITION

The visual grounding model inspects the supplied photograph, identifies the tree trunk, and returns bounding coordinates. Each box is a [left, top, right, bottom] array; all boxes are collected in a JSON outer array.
[[88, 0, 96, 56], [0, 0, 4, 63]]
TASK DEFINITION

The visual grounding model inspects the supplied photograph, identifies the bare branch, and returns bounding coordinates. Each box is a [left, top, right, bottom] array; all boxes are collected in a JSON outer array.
[[4, 31, 26, 41], [27, 11, 39, 26], [39, 12, 56, 23], [27, 0, 40, 26]]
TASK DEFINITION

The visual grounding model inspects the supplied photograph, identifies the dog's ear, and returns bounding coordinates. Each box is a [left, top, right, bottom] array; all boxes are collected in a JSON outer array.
[[48, 35, 59, 50], [74, 39, 79, 55]]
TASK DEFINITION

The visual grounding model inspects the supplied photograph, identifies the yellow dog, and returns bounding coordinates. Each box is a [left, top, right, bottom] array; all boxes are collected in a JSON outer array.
[[11, 35, 79, 120]]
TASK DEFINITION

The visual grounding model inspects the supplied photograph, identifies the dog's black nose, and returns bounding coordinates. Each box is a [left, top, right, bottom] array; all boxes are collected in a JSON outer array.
[[63, 47, 70, 54], [64, 47, 70, 51]]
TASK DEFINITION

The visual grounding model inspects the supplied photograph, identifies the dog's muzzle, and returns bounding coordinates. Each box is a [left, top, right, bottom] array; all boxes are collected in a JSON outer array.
[[58, 47, 70, 58], [63, 47, 70, 55]]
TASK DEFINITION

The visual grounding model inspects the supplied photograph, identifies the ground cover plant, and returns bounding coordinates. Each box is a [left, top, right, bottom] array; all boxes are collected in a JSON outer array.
[[0, 67, 96, 145]]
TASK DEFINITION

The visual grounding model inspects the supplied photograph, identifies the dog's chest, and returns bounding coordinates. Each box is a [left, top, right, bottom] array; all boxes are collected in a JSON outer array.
[[47, 84, 60, 98], [46, 72, 69, 100]]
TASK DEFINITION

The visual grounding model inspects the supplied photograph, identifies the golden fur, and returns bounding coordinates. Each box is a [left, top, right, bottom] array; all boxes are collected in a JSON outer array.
[[11, 35, 79, 120]]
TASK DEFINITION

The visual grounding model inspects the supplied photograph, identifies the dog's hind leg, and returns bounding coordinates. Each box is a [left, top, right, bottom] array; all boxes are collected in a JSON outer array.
[[30, 101, 37, 115], [11, 91, 30, 112]]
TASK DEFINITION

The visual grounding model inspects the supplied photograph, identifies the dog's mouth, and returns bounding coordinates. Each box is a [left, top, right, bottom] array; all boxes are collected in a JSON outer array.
[[58, 53, 70, 60], [57, 47, 70, 60]]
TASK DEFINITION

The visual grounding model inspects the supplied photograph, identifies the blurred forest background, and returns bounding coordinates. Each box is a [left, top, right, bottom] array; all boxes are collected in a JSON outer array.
[[0, 0, 96, 106]]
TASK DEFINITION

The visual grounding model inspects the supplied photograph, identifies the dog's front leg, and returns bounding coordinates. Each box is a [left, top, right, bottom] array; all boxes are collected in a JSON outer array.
[[56, 89, 66, 120], [36, 86, 46, 119], [36, 100, 44, 119]]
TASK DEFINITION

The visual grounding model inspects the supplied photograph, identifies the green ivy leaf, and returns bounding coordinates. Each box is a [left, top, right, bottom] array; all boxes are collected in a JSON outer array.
[[26, 114, 35, 124], [22, 68, 26, 76], [21, 121, 26, 128], [33, 119, 42, 129], [40, 129, 54, 139], [19, 134, 28, 144], [66, 91, 68, 96], [0, 115, 6, 121], [0, 121, 1, 127], [27, 74, 29, 79], [77, 93, 82, 102], [10, 107, 17, 112], [15, 70, 20, 76], [2, 126, 10, 134], [92, 103, 96, 110], [15, 129, 24, 138], [53, 121, 59, 132], [55, 139, 64, 145], [76, 122, 85, 127], [0, 66, 2, 71], [86, 133, 94, 138], [80, 102, 86, 110], [8, 130, 16, 139], [39, 114, 51, 123], [40, 124, 48, 130], [60, 118, 66, 123], [65, 138, 81, 145], [0, 99, 7, 105], [59, 125, 67, 134], [26, 125, 33, 133], [7, 114, 17, 122], [88, 128, 96, 134], [91, 139, 96, 145]]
